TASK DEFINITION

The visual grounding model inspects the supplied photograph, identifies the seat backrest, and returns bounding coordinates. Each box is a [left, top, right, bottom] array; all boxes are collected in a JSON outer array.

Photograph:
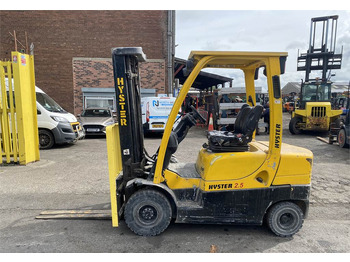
[[241, 105, 264, 137], [234, 104, 251, 134]]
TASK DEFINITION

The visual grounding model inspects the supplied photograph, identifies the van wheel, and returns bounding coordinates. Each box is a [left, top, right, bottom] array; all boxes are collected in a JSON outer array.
[[289, 117, 302, 135], [124, 189, 172, 236], [39, 129, 55, 149], [267, 202, 304, 237]]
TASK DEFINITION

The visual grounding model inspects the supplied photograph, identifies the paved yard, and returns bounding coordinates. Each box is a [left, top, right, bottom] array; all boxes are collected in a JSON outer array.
[[0, 113, 349, 253]]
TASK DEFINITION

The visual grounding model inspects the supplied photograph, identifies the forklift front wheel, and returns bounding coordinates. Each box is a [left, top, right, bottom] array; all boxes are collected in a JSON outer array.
[[289, 117, 303, 135], [124, 189, 172, 236], [267, 201, 304, 237], [338, 129, 349, 148]]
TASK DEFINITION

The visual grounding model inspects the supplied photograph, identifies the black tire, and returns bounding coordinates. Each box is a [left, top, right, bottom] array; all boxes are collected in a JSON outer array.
[[334, 118, 344, 128], [39, 129, 55, 149], [338, 128, 349, 148], [267, 202, 304, 237], [124, 189, 172, 236], [289, 117, 302, 135]]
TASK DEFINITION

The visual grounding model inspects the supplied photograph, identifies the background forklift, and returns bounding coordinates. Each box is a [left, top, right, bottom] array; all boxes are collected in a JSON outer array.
[[283, 92, 296, 113], [106, 47, 313, 237], [334, 110, 350, 148], [290, 15, 343, 134]]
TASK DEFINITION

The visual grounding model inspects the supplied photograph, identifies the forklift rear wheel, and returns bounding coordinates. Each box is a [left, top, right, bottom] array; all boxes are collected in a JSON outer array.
[[267, 201, 304, 237], [338, 129, 349, 148], [124, 189, 172, 236], [289, 117, 302, 135]]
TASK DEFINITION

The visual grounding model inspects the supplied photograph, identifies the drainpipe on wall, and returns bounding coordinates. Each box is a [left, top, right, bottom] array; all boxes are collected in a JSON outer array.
[[167, 10, 175, 96]]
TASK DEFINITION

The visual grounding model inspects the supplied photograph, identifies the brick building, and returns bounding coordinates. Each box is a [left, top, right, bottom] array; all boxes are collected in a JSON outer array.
[[72, 57, 166, 115], [0, 10, 175, 114]]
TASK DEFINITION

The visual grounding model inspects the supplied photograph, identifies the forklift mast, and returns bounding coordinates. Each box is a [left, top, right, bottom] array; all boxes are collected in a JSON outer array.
[[297, 15, 342, 83], [111, 47, 147, 181]]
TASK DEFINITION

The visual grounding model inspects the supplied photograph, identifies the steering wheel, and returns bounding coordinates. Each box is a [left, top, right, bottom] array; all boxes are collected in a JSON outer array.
[[190, 105, 206, 124]]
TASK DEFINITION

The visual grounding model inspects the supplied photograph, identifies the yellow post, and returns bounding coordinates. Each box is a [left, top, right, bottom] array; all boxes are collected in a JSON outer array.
[[0, 64, 4, 164], [11, 51, 40, 165], [243, 68, 258, 140], [265, 57, 283, 157], [243, 68, 257, 107], [28, 54, 40, 162], [106, 123, 123, 227]]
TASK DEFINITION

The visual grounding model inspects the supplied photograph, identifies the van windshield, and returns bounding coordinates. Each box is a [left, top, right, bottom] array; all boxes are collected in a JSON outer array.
[[36, 92, 66, 113]]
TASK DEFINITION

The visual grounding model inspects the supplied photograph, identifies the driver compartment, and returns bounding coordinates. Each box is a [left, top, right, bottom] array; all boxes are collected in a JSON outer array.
[[207, 104, 263, 152], [164, 141, 267, 192]]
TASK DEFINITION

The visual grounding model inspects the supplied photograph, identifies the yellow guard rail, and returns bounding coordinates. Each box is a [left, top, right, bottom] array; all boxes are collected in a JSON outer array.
[[0, 51, 40, 165]]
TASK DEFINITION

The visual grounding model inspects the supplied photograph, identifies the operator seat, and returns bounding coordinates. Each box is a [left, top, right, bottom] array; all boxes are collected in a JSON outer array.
[[232, 103, 251, 133], [207, 105, 263, 152]]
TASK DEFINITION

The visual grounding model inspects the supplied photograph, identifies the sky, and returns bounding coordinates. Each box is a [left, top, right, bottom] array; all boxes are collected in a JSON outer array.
[[3, 2, 350, 91], [175, 10, 350, 90]]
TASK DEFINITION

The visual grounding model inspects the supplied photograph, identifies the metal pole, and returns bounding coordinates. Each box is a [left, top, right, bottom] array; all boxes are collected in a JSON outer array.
[[312, 22, 316, 52], [324, 18, 329, 51], [25, 31, 29, 54], [167, 10, 175, 96], [14, 30, 17, 51], [333, 18, 338, 53]]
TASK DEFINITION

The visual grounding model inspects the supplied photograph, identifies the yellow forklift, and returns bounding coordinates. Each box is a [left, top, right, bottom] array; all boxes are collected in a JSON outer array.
[[289, 16, 343, 134], [106, 48, 313, 237]]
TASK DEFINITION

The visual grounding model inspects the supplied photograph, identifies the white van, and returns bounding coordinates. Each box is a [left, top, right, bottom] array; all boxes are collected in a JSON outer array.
[[36, 87, 85, 149], [2, 79, 85, 149], [141, 96, 180, 133]]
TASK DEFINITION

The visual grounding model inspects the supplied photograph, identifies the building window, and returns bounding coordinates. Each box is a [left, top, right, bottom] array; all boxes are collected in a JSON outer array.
[[84, 96, 115, 111], [82, 87, 116, 112], [81, 87, 156, 113]]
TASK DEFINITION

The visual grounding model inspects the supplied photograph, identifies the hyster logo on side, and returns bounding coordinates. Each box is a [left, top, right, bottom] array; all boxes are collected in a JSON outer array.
[[275, 124, 281, 148], [208, 184, 233, 190], [117, 77, 127, 126]]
